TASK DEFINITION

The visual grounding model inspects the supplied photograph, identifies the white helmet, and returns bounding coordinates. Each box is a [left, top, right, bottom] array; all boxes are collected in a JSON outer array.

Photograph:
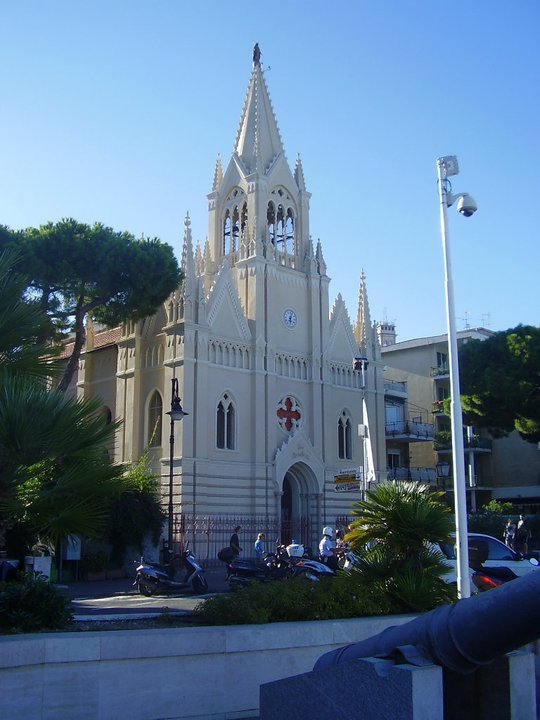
[[322, 526, 334, 538]]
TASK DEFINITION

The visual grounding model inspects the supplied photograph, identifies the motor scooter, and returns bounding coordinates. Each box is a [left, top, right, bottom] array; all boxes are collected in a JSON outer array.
[[225, 549, 290, 589], [283, 541, 335, 581], [134, 544, 208, 596]]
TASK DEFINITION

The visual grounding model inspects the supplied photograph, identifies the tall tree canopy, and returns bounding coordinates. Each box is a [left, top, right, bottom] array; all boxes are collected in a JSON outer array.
[[459, 325, 540, 443], [7, 219, 181, 391]]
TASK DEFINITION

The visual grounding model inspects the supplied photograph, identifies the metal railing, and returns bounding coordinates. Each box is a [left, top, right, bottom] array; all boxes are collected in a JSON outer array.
[[387, 467, 437, 483], [167, 513, 316, 567], [385, 420, 435, 440]]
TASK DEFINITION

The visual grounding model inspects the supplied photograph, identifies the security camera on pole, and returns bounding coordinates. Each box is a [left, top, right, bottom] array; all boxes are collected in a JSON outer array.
[[436, 155, 477, 599]]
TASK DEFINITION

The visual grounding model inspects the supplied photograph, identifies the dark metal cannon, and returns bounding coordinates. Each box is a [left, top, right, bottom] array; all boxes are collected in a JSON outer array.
[[315, 569, 540, 674]]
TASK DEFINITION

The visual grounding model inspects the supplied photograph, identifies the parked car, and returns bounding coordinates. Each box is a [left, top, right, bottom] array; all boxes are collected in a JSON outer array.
[[437, 532, 539, 584]]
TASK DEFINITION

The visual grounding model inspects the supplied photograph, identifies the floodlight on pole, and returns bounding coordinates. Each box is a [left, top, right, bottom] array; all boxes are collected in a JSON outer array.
[[437, 155, 477, 599]]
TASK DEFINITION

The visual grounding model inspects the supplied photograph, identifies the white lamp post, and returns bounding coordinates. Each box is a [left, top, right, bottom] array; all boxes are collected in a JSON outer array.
[[436, 155, 477, 599], [353, 357, 369, 499], [166, 377, 188, 562]]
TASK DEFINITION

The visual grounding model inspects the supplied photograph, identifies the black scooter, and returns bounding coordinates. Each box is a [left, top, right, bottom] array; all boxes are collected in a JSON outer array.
[[134, 545, 208, 596], [224, 542, 334, 589], [225, 549, 290, 589]]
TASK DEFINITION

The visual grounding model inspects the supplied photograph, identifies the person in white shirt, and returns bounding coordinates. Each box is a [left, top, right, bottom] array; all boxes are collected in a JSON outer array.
[[319, 526, 338, 571]]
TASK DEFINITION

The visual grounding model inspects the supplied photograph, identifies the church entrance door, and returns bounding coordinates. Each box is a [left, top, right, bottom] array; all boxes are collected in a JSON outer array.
[[280, 463, 318, 551]]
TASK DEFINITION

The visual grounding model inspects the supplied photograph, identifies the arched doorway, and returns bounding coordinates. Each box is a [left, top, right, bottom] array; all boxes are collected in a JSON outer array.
[[280, 462, 319, 551]]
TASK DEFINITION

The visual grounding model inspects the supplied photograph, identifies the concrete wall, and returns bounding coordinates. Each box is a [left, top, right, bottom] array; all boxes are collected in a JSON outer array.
[[0, 615, 416, 720]]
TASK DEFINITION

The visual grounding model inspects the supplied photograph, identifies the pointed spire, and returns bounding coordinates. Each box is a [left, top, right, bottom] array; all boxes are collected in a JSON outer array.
[[294, 154, 307, 191], [355, 269, 373, 352], [181, 212, 196, 279], [194, 243, 204, 276], [234, 46, 285, 174], [315, 239, 326, 275], [180, 212, 195, 286], [212, 154, 223, 191]]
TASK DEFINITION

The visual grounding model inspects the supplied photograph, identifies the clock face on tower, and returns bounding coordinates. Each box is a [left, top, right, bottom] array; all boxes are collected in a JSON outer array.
[[282, 308, 297, 328]]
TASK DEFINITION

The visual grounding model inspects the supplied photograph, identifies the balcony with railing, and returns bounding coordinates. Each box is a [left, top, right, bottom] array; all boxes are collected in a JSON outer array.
[[432, 400, 447, 415], [387, 467, 437, 483], [385, 419, 435, 442], [434, 431, 493, 453], [431, 365, 450, 379], [384, 380, 408, 398]]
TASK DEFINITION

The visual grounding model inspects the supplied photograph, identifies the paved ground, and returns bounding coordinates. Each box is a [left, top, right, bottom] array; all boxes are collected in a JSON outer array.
[[59, 567, 230, 619]]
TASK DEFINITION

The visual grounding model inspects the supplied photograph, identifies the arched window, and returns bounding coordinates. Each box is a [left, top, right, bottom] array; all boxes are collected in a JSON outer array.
[[267, 201, 276, 244], [338, 411, 352, 460], [216, 393, 236, 450], [223, 211, 231, 254], [148, 391, 163, 447], [240, 203, 248, 240], [285, 208, 295, 254], [231, 205, 240, 251]]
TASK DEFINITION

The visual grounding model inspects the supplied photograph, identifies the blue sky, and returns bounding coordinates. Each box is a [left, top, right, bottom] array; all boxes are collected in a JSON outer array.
[[1, 1, 538, 342]]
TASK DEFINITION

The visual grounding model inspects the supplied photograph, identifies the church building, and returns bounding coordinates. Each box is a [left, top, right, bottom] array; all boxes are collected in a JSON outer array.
[[75, 47, 387, 555]]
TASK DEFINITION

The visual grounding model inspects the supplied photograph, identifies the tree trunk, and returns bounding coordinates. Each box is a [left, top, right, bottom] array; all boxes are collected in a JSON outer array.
[[57, 303, 86, 393]]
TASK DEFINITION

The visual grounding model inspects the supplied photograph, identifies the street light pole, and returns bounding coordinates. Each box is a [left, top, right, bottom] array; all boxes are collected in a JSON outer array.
[[166, 377, 188, 562], [437, 155, 477, 599], [353, 357, 369, 500]]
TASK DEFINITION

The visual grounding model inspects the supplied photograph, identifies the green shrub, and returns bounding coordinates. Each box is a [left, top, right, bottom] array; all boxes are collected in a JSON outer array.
[[0, 574, 72, 633], [193, 572, 398, 626]]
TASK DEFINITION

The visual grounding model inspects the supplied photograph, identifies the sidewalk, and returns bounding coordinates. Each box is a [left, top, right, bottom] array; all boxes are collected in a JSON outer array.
[[59, 566, 229, 600]]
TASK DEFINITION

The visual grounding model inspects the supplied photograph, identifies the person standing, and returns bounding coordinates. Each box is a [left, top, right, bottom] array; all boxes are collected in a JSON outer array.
[[254, 533, 265, 561], [319, 526, 338, 572], [516, 515, 531, 554], [230, 526, 242, 557], [503, 518, 516, 549]]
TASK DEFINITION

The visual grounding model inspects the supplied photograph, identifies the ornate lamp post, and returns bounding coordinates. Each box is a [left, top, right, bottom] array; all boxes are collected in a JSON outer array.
[[166, 377, 188, 562], [436, 155, 477, 598]]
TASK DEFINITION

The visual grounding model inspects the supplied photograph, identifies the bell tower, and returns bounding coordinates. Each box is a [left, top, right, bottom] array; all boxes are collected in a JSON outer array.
[[206, 45, 313, 284]]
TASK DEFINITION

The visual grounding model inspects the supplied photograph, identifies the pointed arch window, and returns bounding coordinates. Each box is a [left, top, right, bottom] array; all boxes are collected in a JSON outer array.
[[223, 211, 231, 255], [338, 411, 352, 460], [267, 201, 276, 244], [148, 391, 163, 447], [285, 208, 295, 254], [217, 393, 236, 450], [240, 202, 248, 241], [231, 205, 240, 252], [276, 204, 285, 247]]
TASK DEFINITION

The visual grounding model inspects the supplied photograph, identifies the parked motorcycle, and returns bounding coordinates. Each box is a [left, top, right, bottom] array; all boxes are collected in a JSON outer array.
[[224, 541, 334, 589], [225, 549, 290, 589], [134, 545, 208, 596], [284, 542, 335, 581]]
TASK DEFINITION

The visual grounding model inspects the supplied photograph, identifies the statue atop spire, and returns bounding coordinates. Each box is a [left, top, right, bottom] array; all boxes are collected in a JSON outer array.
[[253, 43, 261, 66]]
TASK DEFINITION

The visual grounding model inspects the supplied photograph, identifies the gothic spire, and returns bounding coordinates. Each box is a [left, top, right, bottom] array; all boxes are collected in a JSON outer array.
[[294, 154, 307, 191], [234, 44, 285, 174], [355, 269, 373, 353], [212, 154, 223, 191], [181, 212, 195, 279]]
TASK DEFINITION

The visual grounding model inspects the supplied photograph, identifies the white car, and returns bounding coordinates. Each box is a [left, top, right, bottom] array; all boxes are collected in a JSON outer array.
[[437, 532, 539, 584]]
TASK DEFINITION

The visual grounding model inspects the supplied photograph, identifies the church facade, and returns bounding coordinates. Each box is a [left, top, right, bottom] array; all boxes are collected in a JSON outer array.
[[75, 49, 387, 555]]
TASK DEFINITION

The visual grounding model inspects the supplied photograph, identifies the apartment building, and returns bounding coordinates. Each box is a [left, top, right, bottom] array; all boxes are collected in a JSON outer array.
[[379, 325, 540, 512]]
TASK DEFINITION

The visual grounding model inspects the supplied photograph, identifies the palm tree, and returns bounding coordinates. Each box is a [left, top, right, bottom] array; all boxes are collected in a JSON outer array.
[[346, 481, 456, 611], [0, 245, 62, 379], [0, 248, 124, 557]]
